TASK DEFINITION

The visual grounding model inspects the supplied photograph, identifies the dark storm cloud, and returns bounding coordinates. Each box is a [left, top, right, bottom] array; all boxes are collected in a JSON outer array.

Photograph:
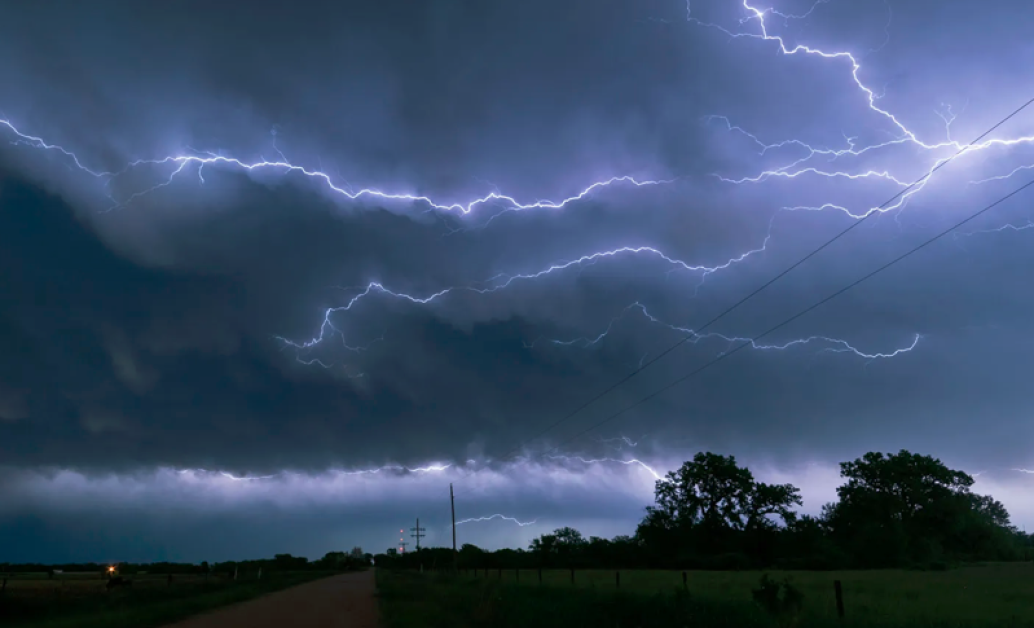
[[3, 0, 1034, 560]]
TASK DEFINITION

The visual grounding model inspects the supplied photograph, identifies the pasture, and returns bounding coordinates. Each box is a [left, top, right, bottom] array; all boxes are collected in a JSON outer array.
[[0, 570, 332, 628], [379, 563, 1034, 628]]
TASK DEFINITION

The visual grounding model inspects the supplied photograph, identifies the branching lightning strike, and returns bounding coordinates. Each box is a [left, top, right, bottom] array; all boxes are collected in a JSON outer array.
[[546, 455, 667, 482], [0, 117, 671, 215], [455, 514, 538, 527], [280, 242, 771, 359], [6, 0, 1020, 376], [538, 301, 920, 360], [694, 1, 1034, 221], [175, 463, 451, 482]]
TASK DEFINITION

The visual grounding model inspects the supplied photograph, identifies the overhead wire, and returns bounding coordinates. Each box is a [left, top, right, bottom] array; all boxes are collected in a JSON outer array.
[[450, 96, 1034, 495]]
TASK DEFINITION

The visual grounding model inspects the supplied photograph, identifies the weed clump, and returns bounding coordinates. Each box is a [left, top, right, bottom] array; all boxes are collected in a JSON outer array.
[[752, 574, 804, 627]]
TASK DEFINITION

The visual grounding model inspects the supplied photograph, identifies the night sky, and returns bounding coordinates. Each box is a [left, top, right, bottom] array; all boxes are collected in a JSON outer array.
[[2, 0, 1034, 564]]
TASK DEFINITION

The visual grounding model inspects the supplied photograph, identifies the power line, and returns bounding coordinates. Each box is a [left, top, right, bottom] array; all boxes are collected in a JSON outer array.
[[454, 95, 1034, 489], [540, 170, 1034, 454]]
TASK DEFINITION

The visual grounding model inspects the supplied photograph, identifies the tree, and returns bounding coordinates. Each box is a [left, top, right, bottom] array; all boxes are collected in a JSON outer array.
[[529, 527, 586, 567], [553, 527, 586, 547], [528, 532, 557, 556], [745, 481, 804, 530], [837, 450, 973, 519], [639, 452, 801, 567], [827, 450, 1010, 566], [317, 552, 346, 569], [654, 452, 755, 530], [969, 494, 1011, 529], [652, 452, 801, 532]]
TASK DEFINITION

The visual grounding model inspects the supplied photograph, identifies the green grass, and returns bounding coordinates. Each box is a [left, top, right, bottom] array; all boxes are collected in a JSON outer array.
[[378, 564, 1034, 628], [0, 571, 337, 628]]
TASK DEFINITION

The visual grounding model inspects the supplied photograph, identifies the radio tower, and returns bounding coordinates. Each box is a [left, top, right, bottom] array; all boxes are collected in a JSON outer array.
[[411, 518, 426, 551]]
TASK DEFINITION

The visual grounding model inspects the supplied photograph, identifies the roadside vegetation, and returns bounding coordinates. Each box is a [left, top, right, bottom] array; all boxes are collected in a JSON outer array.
[[0, 551, 369, 628], [378, 450, 1031, 573], [377, 565, 1034, 628], [376, 449, 1034, 627]]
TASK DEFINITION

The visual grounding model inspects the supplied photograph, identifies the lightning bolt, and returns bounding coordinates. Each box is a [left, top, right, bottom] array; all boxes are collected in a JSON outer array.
[[546, 455, 668, 482], [455, 514, 538, 527], [0, 117, 674, 217], [955, 219, 1034, 239], [692, 1, 1034, 221], [334, 463, 452, 476], [175, 463, 451, 481], [543, 301, 920, 360], [175, 469, 282, 481], [1, 0, 1021, 381], [597, 435, 640, 449], [219, 472, 279, 481], [280, 242, 770, 359]]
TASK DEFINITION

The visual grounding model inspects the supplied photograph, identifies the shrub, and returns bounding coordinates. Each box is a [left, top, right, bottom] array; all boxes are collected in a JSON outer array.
[[751, 574, 803, 627]]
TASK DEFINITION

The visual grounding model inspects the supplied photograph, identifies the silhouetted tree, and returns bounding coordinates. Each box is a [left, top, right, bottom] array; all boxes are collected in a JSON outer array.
[[639, 452, 801, 567], [824, 450, 1013, 567]]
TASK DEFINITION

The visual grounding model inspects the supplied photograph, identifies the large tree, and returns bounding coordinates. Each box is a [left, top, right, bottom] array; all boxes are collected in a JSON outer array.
[[650, 452, 801, 531], [529, 527, 586, 566], [638, 452, 801, 565], [825, 450, 1014, 566]]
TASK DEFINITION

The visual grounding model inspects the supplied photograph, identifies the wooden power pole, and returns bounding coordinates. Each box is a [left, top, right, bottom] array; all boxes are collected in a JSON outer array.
[[411, 518, 425, 551], [450, 483, 458, 571]]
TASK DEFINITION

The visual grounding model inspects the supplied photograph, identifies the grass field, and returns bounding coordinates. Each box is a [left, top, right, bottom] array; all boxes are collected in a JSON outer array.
[[378, 563, 1034, 627], [0, 570, 335, 628]]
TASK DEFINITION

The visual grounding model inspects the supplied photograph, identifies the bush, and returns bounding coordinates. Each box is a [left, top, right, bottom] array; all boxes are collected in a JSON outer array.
[[751, 574, 804, 627]]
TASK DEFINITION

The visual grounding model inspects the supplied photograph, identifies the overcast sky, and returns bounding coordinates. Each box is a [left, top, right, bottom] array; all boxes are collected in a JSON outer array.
[[2, 0, 1034, 564]]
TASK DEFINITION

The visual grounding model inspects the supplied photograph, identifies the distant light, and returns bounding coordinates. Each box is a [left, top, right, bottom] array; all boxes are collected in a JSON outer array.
[[108, 566, 115, 573]]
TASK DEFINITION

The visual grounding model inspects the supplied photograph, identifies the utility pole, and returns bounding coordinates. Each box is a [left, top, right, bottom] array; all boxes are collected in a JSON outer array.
[[411, 518, 426, 551], [450, 483, 458, 571], [399, 541, 408, 554]]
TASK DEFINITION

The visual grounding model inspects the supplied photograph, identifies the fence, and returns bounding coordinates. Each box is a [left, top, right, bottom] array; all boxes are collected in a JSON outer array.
[[401, 566, 849, 620]]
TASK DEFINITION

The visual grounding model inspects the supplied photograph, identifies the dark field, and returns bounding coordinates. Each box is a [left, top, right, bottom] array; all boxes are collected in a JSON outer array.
[[378, 563, 1034, 628], [0, 570, 333, 628]]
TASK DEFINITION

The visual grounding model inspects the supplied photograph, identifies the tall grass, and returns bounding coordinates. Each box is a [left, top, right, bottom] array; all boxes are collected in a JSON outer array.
[[378, 565, 1034, 628]]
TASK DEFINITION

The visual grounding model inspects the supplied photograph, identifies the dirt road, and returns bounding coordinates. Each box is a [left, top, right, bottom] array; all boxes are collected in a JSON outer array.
[[162, 571, 379, 628]]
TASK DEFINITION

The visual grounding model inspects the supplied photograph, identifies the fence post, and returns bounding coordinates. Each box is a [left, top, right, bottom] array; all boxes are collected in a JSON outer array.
[[1, 577, 6, 594], [570, 568, 574, 585], [538, 568, 542, 584], [616, 571, 620, 588], [515, 569, 519, 583], [682, 571, 687, 591], [167, 573, 172, 587], [498, 567, 501, 580], [833, 580, 845, 619]]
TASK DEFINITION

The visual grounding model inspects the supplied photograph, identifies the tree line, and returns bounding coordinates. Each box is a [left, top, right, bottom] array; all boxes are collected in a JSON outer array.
[[375, 450, 1032, 571], [1, 548, 372, 576]]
